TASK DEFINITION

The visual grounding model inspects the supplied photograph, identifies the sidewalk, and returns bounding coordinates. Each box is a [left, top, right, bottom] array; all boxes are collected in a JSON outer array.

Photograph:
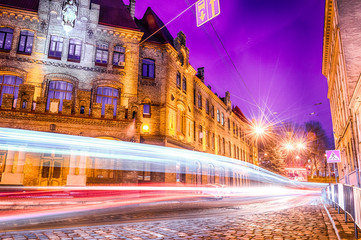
[[322, 200, 358, 240]]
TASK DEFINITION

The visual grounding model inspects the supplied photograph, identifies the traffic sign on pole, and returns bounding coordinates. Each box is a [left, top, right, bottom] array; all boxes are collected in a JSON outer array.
[[326, 150, 341, 163], [196, 0, 221, 27]]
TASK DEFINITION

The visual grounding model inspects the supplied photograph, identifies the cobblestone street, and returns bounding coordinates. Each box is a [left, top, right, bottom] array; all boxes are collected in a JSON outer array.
[[0, 198, 338, 240]]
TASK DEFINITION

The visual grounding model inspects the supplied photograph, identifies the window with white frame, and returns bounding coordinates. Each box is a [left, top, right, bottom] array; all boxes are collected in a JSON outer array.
[[18, 30, 34, 54], [113, 45, 125, 66], [48, 36, 63, 59], [0, 27, 13, 51], [95, 43, 109, 65], [68, 39, 82, 62]]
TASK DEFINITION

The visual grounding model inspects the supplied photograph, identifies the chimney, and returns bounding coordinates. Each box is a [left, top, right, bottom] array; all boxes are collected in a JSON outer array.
[[129, 0, 136, 19], [196, 67, 205, 82]]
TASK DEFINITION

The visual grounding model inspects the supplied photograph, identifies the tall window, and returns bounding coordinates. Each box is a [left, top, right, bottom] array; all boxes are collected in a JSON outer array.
[[177, 108, 185, 134], [0, 75, 22, 107], [207, 164, 215, 184], [143, 103, 150, 117], [113, 46, 125, 66], [198, 94, 202, 109], [0, 27, 13, 51], [211, 105, 214, 118], [18, 30, 34, 54], [68, 39, 82, 62], [221, 113, 224, 126], [182, 77, 187, 91], [176, 72, 181, 88], [198, 125, 203, 143], [48, 36, 63, 59], [206, 100, 209, 115], [95, 43, 109, 65], [46, 81, 72, 112], [219, 167, 225, 185], [96, 87, 119, 116], [142, 59, 155, 78], [217, 109, 220, 122]]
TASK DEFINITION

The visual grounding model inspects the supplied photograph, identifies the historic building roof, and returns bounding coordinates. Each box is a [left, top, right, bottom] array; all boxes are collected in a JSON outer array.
[[136, 7, 174, 46], [90, 0, 139, 30], [233, 106, 250, 124], [0, 0, 39, 12]]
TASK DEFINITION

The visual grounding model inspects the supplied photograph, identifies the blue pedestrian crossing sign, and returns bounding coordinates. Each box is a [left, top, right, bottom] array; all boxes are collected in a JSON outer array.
[[196, 0, 221, 27]]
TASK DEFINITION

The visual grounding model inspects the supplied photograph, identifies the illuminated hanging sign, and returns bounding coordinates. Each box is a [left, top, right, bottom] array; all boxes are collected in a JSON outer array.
[[196, 0, 221, 27], [326, 150, 341, 163]]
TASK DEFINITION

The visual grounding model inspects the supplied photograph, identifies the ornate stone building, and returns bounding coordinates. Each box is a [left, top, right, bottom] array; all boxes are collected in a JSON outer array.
[[323, 0, 361, 185], [0, 0, 257, 186]]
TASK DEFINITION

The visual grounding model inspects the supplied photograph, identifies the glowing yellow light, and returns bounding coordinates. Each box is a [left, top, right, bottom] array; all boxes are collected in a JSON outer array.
[[296, 155, 300, 159], [285, 143, 294, 151], [297, 143, 305, 150], [254, 126, 265, 135], [142, 124, 149, 133]]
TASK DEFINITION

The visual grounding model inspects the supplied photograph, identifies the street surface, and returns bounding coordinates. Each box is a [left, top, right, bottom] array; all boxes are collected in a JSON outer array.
[[0, 192, 338, 240]]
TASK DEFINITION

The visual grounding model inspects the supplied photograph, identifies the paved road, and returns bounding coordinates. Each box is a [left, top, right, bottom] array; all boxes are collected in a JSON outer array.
[[0, 193, 338, 240]]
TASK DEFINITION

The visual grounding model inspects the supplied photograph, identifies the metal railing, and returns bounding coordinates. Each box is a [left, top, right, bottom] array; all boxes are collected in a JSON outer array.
[[324, 184, 361, 239]]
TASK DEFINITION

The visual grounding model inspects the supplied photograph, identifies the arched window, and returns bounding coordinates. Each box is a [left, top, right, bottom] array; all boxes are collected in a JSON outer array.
[[219, 167, 225, 185], [0, 75, 22, 107], [207, 164, 215, 184], [0, 27, 14, 51], [196, 161, 202, 185], [46, 81, 72, 112], [96, 87, 119, 116]]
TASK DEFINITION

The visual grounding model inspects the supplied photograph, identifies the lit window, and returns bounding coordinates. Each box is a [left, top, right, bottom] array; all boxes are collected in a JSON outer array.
[[217, 109, 220, 122], [182, 77, 187, 91], [221, 113, 224, 126], [18, 30, 34, 54], [96, 87, 119, 116], [95, 43, 108, 65], [0, 75, 22, 107], [143, 103, 150, 116], [68, 39, 82, 62], [48, 36, 63, 59], [0, 27, 13, 51], [176, 72, 181, 88], [113, 46, 125, 66], [46, 81, 72, 112], [142, 59, 155, 78]]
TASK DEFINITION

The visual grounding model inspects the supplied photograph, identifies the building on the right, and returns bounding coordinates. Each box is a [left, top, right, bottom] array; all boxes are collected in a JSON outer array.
[[322, 0, 361, 186]]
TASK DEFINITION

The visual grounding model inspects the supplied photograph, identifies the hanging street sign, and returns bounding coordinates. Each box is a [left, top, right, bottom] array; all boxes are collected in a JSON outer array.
[[196, 0, 221, 27], [326, 150, 341, 163]]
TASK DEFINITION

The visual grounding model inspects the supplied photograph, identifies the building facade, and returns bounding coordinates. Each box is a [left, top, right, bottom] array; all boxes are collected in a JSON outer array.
[[0, 0, 257, 187], [323, 0, 361, 185]]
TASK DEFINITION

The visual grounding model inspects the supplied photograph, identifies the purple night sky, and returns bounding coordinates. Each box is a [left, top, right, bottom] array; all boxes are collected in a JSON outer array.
[[132, 0, 333, 141]]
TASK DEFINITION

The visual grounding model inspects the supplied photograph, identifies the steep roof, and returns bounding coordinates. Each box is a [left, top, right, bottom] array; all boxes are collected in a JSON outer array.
[[0, 0, 39, 12], [90, 0, 139, 30], [233, 106, 250, 124], [135, 7, 174, 46]]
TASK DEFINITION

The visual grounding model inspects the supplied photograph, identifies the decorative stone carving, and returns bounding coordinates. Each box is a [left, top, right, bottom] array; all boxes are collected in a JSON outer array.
[[62, 0, 78, 29]]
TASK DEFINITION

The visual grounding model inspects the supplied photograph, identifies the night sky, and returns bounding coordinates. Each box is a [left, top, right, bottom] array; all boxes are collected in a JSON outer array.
[[132, 0, 333, 141]]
